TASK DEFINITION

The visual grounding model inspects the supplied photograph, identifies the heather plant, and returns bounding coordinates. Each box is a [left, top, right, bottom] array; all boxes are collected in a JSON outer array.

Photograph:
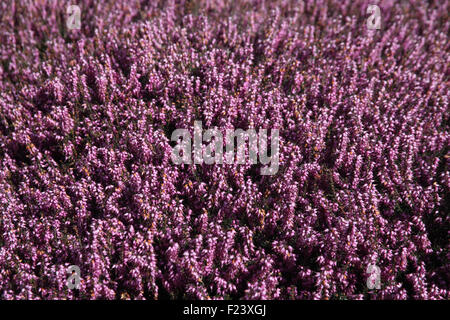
[[0, 0, 448, 300]]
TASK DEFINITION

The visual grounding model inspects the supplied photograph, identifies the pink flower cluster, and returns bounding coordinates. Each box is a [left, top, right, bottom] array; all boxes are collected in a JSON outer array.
[[0, 0, 448, 299]]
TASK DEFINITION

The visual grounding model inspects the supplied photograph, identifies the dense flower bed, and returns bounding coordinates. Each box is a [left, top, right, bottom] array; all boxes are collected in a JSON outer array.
[[0, 0, 448, 299]]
